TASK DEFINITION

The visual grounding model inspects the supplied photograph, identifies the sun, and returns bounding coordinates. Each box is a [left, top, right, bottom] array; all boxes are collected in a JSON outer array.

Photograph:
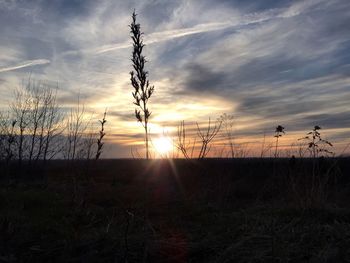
[[153, 136, 173, 155]]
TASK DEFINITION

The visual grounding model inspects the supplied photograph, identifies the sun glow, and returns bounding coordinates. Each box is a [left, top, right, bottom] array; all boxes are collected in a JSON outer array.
[[153, 136, 173, 155]]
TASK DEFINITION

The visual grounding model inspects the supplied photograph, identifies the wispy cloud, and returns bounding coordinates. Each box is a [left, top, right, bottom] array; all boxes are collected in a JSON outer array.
[[60, 21, 234, 56], [0, 59, 50, 73], [69, 5, 308, 56], [95, 22, 231, 54]]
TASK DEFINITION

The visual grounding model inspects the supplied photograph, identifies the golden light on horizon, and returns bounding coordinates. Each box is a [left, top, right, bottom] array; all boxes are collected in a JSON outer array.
[[153, 136, 173, 156]]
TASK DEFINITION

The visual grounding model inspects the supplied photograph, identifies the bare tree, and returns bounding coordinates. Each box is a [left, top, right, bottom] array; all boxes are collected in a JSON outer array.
[[65, 99, 88, 161], [2, 79, 65, 164], [32, 86, 64, 162], [27, 82, 46, 164], [34, 84, 54, 161], [12, 80, 64, 163], [0, 112, 16, 164], [196, 118, 222, 159], [0, 112, 9, 160], [5, 120, 16, 164], [130, 10, 154, 159], [63, 97, 96, 161], [11, 83, 31, 165], [80, 132, 95, 160], [42, 92, 63, 161]]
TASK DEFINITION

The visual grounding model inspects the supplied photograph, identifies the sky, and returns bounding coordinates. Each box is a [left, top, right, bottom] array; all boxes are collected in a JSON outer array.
[[0, 0, 349, 157]]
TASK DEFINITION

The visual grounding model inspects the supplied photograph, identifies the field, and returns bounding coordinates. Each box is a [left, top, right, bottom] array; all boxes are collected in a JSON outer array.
[[1, 158, 350, 262]]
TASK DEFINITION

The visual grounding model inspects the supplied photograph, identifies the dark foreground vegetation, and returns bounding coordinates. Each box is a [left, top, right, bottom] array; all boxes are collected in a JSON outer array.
[[1, 158, 350, 262]]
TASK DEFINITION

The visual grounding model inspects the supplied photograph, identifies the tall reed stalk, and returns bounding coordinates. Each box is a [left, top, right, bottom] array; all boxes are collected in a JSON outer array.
[[130, 11, 154, 160]]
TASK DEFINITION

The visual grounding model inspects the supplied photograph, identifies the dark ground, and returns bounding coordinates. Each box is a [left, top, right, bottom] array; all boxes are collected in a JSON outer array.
[[1, 158, 350, 262]]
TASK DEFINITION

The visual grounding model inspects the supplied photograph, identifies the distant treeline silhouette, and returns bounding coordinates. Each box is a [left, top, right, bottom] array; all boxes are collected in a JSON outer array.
[[0, 79, 107, 165]]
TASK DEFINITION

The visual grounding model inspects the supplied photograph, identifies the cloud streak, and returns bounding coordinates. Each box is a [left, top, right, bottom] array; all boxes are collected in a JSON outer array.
[[0, 59, 50, 73], [73, 4, 308, 56], [95, 21, 231, 54], [61, 21, 235, 56]]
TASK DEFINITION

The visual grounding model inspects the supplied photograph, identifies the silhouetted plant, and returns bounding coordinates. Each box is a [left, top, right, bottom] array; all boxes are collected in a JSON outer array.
[[95, 110, 107, 160], [130, 11, 154, 160], [298, 125, 334, 158], [218, 113, 235, 158], [274, 125, 285, 158], [260, 132, 273, 158], [197, 118, 222, 159], [234, 142, 251, 158], [291, 126, 336, 209], [176, 120, 197, 159]]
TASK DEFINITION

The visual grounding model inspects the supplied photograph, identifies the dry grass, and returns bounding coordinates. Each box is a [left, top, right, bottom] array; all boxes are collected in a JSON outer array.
[[1, 158, 350, 262]]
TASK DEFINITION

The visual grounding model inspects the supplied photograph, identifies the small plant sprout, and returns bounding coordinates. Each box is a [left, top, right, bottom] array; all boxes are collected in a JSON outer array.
[[299, 125, 334, 158], [130, 10, 154, 159], [274, 125, 285, 158], [95, 110, 107, 160]]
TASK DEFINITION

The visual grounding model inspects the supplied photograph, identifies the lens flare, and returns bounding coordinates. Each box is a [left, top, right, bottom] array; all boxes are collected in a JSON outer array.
[[153, 136, 172, 155]]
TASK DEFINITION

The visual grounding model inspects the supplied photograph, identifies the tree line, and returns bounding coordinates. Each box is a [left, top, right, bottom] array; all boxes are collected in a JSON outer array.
[[0, 79, 107, 166]]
